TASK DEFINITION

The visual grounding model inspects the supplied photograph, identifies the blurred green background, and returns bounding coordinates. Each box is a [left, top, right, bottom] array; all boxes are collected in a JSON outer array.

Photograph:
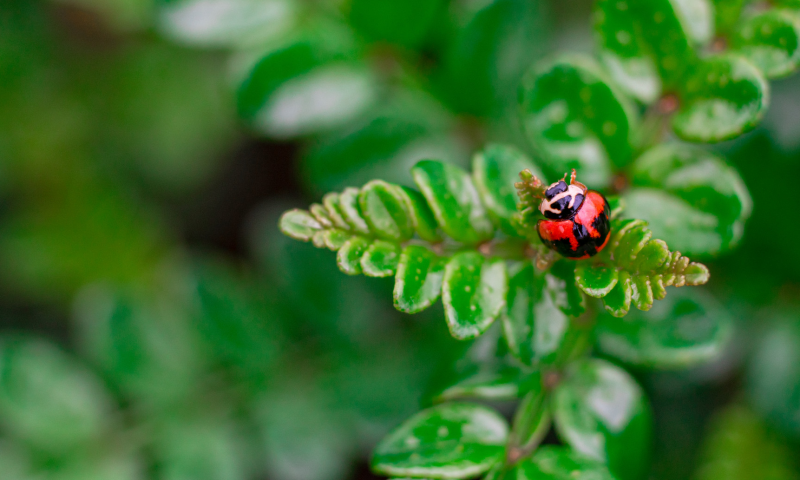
[[1, 0, 800, 479]]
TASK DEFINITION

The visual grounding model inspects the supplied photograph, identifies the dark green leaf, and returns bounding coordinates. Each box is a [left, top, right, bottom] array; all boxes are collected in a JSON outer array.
[[548, 261, 586, 318], [519, 55, 638, 187], [734, 9, 800, 79], [502, 263, 570, 366], [395, 186, 442, 242], [575, 264, 618, 298], [358, 180, 415, 242], [627, 143, 752, 256], [371, 402, 508, 479], [437, 0, 545, 117], [674, 54, 769, 142], [394, 245, 446, 314], [412, 160, 494, 245], [472, 144, 544, 236], [337, 236, 370, 275], [436, 368, 527, 402], [349, 0, 445, 48], [552, 359, 652, 480], [596, 288, 732, 368], [712, 0, 749, 35], [507, 374, 550, 459], [362, 240, 401, 277], [443, 252, 508, 340], [0, 337, 114, 453]]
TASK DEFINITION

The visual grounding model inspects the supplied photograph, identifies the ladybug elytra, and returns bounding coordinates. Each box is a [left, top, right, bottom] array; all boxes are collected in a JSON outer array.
[[536, 171, 610, 259]]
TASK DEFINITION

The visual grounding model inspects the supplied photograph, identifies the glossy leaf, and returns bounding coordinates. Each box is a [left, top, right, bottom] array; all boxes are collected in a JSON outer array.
[[235, 25, 377, 138], [596, 288, 732, 368], [358, 180, 415, 242], [436, 367, 527, 402], [157, 0, 297, 47], [734, 10, 800, 79], [626, 143, 752, 256], [594, 0, 705, 101], [412, 160, 494, 245], [575, 264, 618, 297], [502, 263, 571, 366], [337, 236, 370, 275], [519, 55, 638, 187], [472, 144, 543, 236], [673, 54, 769, 142], [362, 240, 401, 277], [552, 359, 652, 480], [371, 402, 508, 479], [394, 245, 446, 313], [442, 252, 507, 340], [507, 373, 550, 459], [279, 209, 323, 242], [0, 337, 114, 453], [497, 447, 617, 480], [396, 186, 442, 243]]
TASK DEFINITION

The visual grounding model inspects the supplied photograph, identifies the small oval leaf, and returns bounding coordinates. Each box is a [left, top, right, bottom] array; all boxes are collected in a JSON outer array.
[[361, 240, 401, 278], [337, 236, 370, 275], [394, 245, 446, 314], [358, 180, 414, 242], [442, 252, 508, 340], [734, 9, 800, 79]]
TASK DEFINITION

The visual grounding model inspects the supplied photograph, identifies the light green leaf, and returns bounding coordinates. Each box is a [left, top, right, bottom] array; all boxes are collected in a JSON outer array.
[[498, 447, 617, 480], [674, 54, 769, 142], [552, 359, 652, 480], [279, 209, 322, 241], [362, 240, 401, 277], [359, 180, 415, 242], [575, 264, 618, 298], [371, 402, 508, 479], [734, 9, 800, 79], [0, 337, 114, 453], [519, 55, 638, 187], [337, 236, 370, 275], [596, 288, 732, 368], [394, 245, 446, 314], [412, 160, 495, 245], [443, 252, 508, 340], [436, 367, 527, 402], [472, 144, 543, 236], [395, 185, 442, 242]]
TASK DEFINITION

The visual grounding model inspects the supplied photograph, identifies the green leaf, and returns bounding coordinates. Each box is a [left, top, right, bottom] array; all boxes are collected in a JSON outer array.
[[694, 405, 799, 480], [594, 0, 707, 101], [436, 367, 527, 402], [626, 143, 752, 256], [279, 209, 323, 241], [746, 317, 800, 435], [575, 264, 618, 297], [437, 0, 545, 117], [712, 0, 749, 35], [371, 402, 508, 479], [412, 160, 495, 245], [337, 236, 370, 275], [596, 288, 732, 369], [498, 447, 617, 480], [74, 284, 203, 405], [577, 218, 710, 317], [235, 25, 377, 138], [673, 54, 769, 142], [338, 187, 371, 235], [349, 0, 445, 48], [443, 252, 508, 340], [548, 261, 586, 318], [0, 337, 114, 453], [395, 186, 442, 242], [472, 144, 544, 236], [733, 9, 800, 79], [552, 359, 652, 480], [519, 55, 638, 187], [362, 240, 401, 277], [157, 0, 297, 48], [502, 263, 570, 366], [507, 374, 550, 460], [359, 180, 415, 242], [394, 245, 446, 314]]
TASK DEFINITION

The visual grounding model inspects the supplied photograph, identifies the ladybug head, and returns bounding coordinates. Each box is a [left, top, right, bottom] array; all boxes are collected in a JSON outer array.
[[538, 172, 587, 220]]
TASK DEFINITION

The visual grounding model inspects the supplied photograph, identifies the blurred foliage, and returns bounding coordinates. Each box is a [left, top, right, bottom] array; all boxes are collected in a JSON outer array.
[[0, 0, 799, 480]]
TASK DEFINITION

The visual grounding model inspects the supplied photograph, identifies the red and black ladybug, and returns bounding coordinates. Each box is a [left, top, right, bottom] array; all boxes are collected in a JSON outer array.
[[537, 170, 610, 259]]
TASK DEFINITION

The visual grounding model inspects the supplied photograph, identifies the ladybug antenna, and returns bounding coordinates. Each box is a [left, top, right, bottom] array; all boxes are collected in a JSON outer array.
[[568, 168, 587, 191]]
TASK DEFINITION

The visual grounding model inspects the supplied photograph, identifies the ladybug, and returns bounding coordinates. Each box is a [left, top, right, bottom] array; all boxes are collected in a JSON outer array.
[[536, 170, 611, 259]]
